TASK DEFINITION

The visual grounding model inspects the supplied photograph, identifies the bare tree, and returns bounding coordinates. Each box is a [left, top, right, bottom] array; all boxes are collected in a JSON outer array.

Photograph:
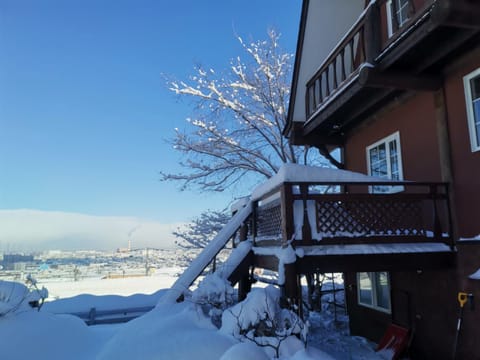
[[173, 209, 230, 249], [162, 29, 321, 192]]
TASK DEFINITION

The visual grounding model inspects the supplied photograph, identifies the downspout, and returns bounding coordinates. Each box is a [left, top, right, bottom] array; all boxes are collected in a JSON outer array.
[[434, 86, 458, 245]]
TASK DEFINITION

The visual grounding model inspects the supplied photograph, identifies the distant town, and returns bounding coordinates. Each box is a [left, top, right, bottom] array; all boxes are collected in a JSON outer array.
[[0, 247, 210, 284]]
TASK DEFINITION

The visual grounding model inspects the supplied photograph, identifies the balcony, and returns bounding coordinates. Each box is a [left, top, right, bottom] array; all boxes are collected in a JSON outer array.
[[244, 166, 455, 273], [291, 0, 480, 145]]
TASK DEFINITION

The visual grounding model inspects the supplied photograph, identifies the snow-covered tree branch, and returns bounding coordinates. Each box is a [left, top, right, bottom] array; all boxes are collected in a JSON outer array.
[[173, 209, 230, 249], [162, 29, 324, 192]]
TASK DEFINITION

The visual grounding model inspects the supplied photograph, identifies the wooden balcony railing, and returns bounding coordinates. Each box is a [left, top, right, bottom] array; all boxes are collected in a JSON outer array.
[[305, 0, 422, 120], [248, 181, 453, 249]]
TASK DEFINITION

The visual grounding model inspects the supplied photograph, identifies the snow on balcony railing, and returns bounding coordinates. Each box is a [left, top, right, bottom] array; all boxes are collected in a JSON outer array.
[[305, 3, 375, 120], [249, 164, 453, 248], [305, 0, 422, 121]]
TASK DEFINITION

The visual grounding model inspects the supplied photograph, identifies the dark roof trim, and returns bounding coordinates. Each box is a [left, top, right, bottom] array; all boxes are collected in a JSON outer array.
[[284, 0, 309, 137]]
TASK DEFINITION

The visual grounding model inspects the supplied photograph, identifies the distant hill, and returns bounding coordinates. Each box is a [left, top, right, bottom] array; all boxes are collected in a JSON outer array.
[[0, 209, 180, 252]]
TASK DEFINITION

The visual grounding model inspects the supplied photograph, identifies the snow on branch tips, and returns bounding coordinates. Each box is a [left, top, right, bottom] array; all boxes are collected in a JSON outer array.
[[0, 276, 48, 317], [161, 29, 327, 192], [173, 209, 230, 250]]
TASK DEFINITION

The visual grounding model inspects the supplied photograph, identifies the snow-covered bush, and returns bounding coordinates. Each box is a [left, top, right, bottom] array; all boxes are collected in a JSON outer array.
[[220, 286, 308, 358], [191, 273, 235, 327], [0, 276, 48, 317]]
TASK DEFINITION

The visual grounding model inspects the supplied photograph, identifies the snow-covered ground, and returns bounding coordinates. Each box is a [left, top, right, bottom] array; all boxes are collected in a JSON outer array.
[[41, 267, 180, 299], [0, 270, 387, 360]]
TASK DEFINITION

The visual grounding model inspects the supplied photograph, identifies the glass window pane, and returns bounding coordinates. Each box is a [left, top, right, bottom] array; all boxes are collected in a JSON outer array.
[[392, 0, 409, 27], [368, 133, 403, 193], [370, 147, 378, 164], [375, 272, 391, 310], [474, 99, 480, 147], [378, 144, 386, 160], [389, 140, 397, 157], [471, 76, 480, 100], [370, 144, 388, 178], [358, 272, 373, 305], [389, 140, 399, 179]]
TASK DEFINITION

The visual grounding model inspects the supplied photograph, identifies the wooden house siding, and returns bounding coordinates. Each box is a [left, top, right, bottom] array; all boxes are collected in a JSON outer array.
[[344, 91, 443, 182], [341, 36, 480, 360], [284, 0, 480, 357], [443, 52, 480, 238]]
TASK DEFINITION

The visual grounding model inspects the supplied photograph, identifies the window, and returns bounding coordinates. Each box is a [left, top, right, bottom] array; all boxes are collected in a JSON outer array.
[[464, 68, 480, 152], [387, 0, 411, 37], [366, 132, 403, 193], [357, 272, 391, 312]]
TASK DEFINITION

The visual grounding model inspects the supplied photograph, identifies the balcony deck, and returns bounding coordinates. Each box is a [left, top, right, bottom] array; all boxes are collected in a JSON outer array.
[[288, 0, 480, 146], [245, 178, 455, 274]]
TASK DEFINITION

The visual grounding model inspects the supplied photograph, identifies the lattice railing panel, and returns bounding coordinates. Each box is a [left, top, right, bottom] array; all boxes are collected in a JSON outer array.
[[316, 198, 425, 237], [257, 201, 283, 239]]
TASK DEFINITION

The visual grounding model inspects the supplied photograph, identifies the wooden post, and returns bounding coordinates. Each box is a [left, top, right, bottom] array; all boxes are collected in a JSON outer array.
[[238, 270, 252, 302], [364, 2, 381, 63], [431, 185, 442, 240], [281, 184, 294, 245], [300, 184, 312, 245], [434, 89, 458, 244], [252, 201, 258, 246], [282, 263, 301, 316], [445, 184, 455, 249]]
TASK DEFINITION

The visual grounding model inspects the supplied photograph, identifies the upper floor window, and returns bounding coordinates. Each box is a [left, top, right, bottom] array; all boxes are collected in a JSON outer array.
[[357, 272, 391, 313], [463, 68, 480, 152], [387, 0, 411, 37], [366, 132, 403, 193]]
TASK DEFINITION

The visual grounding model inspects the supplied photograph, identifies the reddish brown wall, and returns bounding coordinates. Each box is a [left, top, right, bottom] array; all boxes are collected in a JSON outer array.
[[340, 58, 480, 359], [455, 242, 480, 360], [344, 272, 391, 341], [344, 91, 442, 182], [444, 55, 480, 238], [345, 269, 458, 359]]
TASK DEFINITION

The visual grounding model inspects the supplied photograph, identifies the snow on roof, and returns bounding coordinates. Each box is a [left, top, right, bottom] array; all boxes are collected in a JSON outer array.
[[251, 164, 389, 200], [253, 242, 452, 257]]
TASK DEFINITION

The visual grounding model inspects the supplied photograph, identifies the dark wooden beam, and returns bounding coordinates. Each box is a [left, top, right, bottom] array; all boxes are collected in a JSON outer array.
[[253, 254, 279, 272], [253, 249, 455, 274], [316, 236, 446, 245], [431, 0, 480, 29], [227, 251, 254, 285], [303, 81, 364, 136], [358, 66, 442, 91], [336, 88, 398, 133], [288, 121, 343, 147], [316, 144, 345, 169], [295, 251, 455, 274]]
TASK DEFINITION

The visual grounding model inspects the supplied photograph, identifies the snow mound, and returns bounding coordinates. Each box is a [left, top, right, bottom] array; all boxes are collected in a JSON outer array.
[[0, 311, 101, 360], [220, 341, 270, 360], [98, 302, 236, 359], [0, 279, 46, 316]]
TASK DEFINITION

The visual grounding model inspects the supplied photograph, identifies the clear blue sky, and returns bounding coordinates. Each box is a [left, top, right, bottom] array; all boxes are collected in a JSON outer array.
[[0, 0, 301, 226]]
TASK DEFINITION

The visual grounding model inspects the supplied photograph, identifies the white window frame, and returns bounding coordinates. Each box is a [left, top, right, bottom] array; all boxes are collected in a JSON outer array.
[[357, 272, 392, 313], [463, 67, 480, 152], [386, 0, 410, 37], [366, 131, 404, 193]]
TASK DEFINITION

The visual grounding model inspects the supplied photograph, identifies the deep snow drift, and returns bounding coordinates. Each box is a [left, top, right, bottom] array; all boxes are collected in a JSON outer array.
[[0, 273, 388, 360]]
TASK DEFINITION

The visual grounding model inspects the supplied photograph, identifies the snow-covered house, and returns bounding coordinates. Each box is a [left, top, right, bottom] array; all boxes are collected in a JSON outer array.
[[283, 0, 480, 359]]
